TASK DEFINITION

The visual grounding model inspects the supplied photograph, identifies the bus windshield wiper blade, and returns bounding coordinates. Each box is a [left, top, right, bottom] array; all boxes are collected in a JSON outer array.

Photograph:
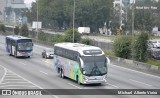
[[89, 66, 96, 76]]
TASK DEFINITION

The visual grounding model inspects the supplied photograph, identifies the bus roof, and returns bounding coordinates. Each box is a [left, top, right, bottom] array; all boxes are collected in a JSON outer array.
[[54, 42, 104, 55], [6, 35, 32, 40]]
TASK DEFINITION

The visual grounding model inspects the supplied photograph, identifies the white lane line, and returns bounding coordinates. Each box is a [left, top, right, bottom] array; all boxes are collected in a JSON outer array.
[[43, 60, 52, 65], [1, 82, 31, 85], [40, 71, 48, 75], [68, 83, 82, 89], [106, 83, 119, 88], [0, 66, 7, 85], [4, 75, 21, 78], [129, 79, 152, 87], [111, 64, 160, 79], [5, 74, 16, 75], [0, 85, 37, 88], [3, 79, 24, 81], [19, 62, 27, 66]]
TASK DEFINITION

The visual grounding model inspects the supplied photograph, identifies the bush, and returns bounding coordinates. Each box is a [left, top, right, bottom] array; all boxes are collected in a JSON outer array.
[[81, 38, 92, 45], [104, 50, 115, 57], [64, 28, 81, 43], [114, 35, 132, 59], [14, 26, 19, 35], [38, 31, 47, 41], [132, 31, 149, 62], [20, 24, 29, 37], [0, 24, 5, 33], [48, 34, 64, 44]]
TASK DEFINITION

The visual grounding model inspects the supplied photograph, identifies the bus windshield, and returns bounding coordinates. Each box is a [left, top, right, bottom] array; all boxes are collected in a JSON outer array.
[[81, 55, 107, 76], [18, 42, 33, 51]]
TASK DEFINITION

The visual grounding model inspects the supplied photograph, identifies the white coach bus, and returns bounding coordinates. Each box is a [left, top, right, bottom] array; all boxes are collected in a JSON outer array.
[[53, 42, 110, 85]]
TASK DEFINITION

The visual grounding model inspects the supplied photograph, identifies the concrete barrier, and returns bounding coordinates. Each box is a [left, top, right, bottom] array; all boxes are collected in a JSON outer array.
[[108, 56, 160, 74]]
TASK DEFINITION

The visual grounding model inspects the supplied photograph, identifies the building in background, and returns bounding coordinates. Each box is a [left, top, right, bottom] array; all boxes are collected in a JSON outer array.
[[0, 0, 27, 24]]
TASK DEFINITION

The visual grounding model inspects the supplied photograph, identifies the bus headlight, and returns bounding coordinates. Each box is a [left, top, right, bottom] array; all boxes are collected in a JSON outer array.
[[83, 76, 88, 81], [103, 75, 107, 80]]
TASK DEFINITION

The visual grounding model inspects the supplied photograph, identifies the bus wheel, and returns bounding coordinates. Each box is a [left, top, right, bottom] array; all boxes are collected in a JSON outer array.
[[28, 56, 30, 58], [77, 76, 81, 85], [60, 69, 65, 79]]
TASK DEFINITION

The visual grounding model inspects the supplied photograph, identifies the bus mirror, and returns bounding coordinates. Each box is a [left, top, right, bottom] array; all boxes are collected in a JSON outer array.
[[106, 57, 110, 64], [32, 43, 34, 46]]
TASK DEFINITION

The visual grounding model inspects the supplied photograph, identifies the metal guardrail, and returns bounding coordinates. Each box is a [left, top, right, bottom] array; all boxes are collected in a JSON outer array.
[[109, 56, 160, 75]]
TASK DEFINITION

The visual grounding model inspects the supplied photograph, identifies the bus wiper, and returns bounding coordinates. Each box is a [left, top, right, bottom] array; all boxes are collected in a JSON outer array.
[[89, 55, 102, 76], [89, 66, 96, 76], [94, 62, 102, 76]]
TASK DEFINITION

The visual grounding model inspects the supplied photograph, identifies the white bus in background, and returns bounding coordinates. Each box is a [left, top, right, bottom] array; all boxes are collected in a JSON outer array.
[[78, 27, 90, 34], [53, 42, 110, 85]]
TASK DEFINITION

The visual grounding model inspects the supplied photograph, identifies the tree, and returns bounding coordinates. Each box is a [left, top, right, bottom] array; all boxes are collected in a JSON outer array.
[[132, 31, 149, 62], [14, 26, 19, 35], [20, 24, 29, 37], [0, 24, 5, 33], [24, 0, 113, 32], [64, 28, 81, 43], [114, 35, 132, 59]]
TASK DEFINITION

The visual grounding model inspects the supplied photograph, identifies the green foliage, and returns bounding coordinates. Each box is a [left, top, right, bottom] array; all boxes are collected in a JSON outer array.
[[147, 60, 160, 67], [114, 35, 132, 59], [48, 34, 64, 43], [38, 31, 47, 41], [14, 26, 19, 35], [64, 28, 81, 43], [81, 38, 91, 45], [132, 32, 149, 62], [0, 24, 5, 33], [24, 0, 113, 32], [20, 24, 29, 37], [104, 50, 115, 57], [38, 31, 64, 44]]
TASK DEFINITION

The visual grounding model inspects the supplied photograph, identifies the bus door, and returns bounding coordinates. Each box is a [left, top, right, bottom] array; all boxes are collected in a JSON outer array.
[[11, 40, 16, 56]]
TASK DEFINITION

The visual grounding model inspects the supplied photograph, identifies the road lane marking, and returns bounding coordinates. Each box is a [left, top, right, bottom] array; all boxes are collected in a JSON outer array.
[[106, 83, 119, 88], [0, 65, 43, 89], [43, 60, 52, 65], [40, 71, 48, 75], [0, 65, 59, 98], [0, 85, 37, 88], [1, 82, 32, 85], [111, 64, 160, 79], [129, 79, 152, 87], [19, 62, 27, 66], [0, 66, 7, 85], [3, 79, 24, 81], [68, 83, 82, 89]]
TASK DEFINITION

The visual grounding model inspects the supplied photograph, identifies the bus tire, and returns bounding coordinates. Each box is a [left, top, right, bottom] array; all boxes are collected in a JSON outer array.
[[28, 56, 30, 58], [60, 69, 65, 79], [77, 76, 81, 85]]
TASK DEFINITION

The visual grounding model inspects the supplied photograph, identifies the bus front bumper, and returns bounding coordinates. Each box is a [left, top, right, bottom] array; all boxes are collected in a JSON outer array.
[[82, 75, 107, 84]]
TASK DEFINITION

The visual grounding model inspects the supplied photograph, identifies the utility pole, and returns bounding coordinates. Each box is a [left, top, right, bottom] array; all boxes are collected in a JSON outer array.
[[131, 3, 134, 35], [36, 0, 39, 39], [13, 0, 15, 35], [131, 0, 135, 60], [72, 0, 75, 43]]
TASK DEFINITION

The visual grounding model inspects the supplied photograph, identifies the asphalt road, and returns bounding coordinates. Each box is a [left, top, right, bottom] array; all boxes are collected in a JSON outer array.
[[0, 35, 160, 98]]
